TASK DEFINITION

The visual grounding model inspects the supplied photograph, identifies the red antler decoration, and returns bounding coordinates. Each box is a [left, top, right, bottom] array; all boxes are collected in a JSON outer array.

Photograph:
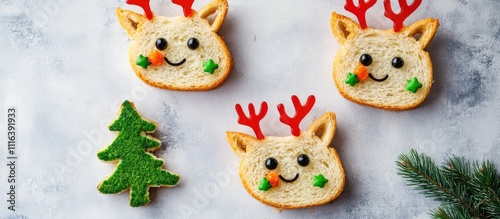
[[172, 0, 195, 17], [235, 102, 268, 140], [384, 0, 422, 32], [344, 0, 377, 29], [126, 0, 154, 20], [277, 95, 316, 137]]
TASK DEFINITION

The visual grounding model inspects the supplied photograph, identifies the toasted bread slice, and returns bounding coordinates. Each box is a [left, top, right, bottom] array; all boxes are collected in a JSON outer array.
[[227, 112, 345, 209], [116, 0, 232, 91], [97, 100, 180, 207], [331, 12, 439, 110]]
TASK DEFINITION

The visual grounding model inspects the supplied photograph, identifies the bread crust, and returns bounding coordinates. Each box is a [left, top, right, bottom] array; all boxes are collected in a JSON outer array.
[[198, 0, 228, 32], [128, 34, 233, 91], [333, 51, 433, 111], [238, 147, 345, 209]]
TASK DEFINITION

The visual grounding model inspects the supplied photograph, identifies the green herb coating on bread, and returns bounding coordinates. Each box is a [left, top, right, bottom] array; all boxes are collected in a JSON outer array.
[[97, 100, 180, 207]]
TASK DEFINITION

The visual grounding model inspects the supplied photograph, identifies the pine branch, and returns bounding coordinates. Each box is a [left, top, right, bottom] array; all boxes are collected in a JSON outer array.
[[470, 161, 500, 217], [430, 205, 471, 219], [442, 156, 485, 216], [396, 150, 479, 213], [396, 149, 492, 218], [443, 156, 471, 185]]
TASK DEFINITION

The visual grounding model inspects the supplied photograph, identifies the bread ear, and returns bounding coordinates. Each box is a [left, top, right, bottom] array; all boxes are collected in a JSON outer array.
[[116, 8, 148, 39], [226, 132, 255, 158], [197, 0, 228, 32], [307, 112, 336, 147], [404, 18, 439, 49], [330, 12, 361, 45]]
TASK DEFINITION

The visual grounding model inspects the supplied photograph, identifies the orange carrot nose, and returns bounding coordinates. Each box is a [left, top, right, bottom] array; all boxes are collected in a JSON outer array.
[[266, 171, 280, 187], [354, 63, 369, 81], [148, 50, 164, 66]]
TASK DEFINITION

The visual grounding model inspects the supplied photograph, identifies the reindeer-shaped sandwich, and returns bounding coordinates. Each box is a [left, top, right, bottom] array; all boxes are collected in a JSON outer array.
[[331, 0, 439, 110], [117, 0, 232, 90], [226, 95, 345, 209]]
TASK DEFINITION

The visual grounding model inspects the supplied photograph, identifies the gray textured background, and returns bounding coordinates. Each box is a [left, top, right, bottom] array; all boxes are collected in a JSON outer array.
[[0, 0, 499, 218]]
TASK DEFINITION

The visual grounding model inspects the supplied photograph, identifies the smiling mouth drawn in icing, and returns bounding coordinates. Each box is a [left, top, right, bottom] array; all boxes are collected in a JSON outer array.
[[279, 173, 299, 183], [164, 56, 186, 66], [368, 73, 389, 82]]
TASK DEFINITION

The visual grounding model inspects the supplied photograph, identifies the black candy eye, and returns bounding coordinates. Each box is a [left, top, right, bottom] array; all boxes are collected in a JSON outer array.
[[265, 157, 278, 170], [359, 54, 373, 66], [155, 38, 168, 50], [391, 57, 404, 69], [187, 38, 199, 50], [297, 154, 310, 167]]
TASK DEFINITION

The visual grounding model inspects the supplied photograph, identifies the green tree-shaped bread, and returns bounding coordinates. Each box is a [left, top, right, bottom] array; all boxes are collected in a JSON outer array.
[[97, 100, 180, 207]]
